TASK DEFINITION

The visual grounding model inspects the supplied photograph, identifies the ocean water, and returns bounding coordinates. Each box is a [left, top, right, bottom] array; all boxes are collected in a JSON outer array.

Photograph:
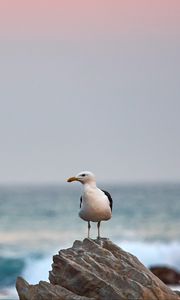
[[0, 182, 180, 299]]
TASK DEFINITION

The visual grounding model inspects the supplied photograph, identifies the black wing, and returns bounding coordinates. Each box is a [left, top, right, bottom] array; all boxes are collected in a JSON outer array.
[[101, 190, 113, 211], [80, 196, 82, 208]]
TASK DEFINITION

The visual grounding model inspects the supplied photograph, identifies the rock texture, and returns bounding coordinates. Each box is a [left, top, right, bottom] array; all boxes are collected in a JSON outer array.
[[16, 277, 92, 300], [16, 238, 180, 300], [149, 266, 180, 285]]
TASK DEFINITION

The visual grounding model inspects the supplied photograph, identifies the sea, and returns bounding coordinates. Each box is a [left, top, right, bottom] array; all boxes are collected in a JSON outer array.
[[0, 182, 180, 299]]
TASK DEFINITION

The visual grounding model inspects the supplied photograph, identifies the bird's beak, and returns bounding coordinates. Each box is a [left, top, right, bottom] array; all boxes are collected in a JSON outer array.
[[67, 176, 79, 182]]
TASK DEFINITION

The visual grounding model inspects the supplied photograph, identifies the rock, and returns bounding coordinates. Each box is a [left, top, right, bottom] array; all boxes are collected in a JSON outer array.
[[16, 277, 92, 300], [149, 266, 180, 285], [16, 238, 180, 300]]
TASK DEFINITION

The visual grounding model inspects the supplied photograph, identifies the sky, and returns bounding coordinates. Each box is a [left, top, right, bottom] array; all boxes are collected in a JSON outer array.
[[0, 0, 180, 183]]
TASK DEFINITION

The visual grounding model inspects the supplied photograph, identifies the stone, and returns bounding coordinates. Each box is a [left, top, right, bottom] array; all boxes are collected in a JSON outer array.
[[16, 277, 93, 300], [16, 238, 180, 300], [149, 266, 180, 285]]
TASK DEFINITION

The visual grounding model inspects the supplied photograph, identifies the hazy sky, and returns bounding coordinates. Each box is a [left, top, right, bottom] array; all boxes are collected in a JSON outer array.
[[0, 1, 180, 183]]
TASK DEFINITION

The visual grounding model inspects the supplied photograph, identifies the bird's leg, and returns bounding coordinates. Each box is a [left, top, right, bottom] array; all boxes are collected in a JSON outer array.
[[88, 221, 91, 238], [97, 221, 101, 239]]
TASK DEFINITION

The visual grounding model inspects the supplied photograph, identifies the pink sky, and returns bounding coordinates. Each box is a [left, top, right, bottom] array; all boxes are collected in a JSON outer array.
[[0, 0, 180, 38]]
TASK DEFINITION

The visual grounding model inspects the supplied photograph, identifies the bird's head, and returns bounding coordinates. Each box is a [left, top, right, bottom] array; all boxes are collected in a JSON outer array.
[[67, 171, 96, 185]]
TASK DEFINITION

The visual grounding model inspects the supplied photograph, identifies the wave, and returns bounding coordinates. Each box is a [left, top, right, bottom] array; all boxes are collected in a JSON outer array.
[[0, 257, 25, 288], [22, 253, 53, 284], [117, 240, 180, 270]]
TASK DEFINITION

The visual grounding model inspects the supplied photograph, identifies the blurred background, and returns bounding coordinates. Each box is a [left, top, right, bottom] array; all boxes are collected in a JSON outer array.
[[0, 0, 180, 298]]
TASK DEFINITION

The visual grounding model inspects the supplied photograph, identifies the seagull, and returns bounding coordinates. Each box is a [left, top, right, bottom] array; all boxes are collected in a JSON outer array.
[[67, 171, 113, 239]]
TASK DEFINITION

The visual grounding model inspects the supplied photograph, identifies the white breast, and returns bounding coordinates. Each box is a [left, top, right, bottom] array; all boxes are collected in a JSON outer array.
[[79, 186, 112, 222]]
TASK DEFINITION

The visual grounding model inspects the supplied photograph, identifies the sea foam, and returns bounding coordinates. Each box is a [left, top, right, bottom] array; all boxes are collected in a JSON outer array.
[[118, 240, 180, 270]]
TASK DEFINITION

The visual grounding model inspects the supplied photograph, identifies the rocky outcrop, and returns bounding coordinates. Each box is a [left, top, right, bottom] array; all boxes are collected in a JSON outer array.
[[149, 266, 180, 285], [16, 277, 92, 300], [16, 238, 180, 300]]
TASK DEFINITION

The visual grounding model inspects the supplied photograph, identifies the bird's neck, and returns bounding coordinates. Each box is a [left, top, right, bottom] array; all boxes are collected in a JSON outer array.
[[83, 181, 97, 190]]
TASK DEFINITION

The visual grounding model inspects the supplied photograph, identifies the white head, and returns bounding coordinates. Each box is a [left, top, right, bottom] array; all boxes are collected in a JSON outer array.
[[67, 171, 96, 185]]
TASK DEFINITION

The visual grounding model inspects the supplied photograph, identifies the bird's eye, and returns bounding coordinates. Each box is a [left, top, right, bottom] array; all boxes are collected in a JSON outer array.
[[81, 174, 86, 177]]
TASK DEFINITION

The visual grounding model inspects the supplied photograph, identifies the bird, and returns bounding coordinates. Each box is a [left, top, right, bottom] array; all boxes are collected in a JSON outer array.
[[67, 171, 113, 239]]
